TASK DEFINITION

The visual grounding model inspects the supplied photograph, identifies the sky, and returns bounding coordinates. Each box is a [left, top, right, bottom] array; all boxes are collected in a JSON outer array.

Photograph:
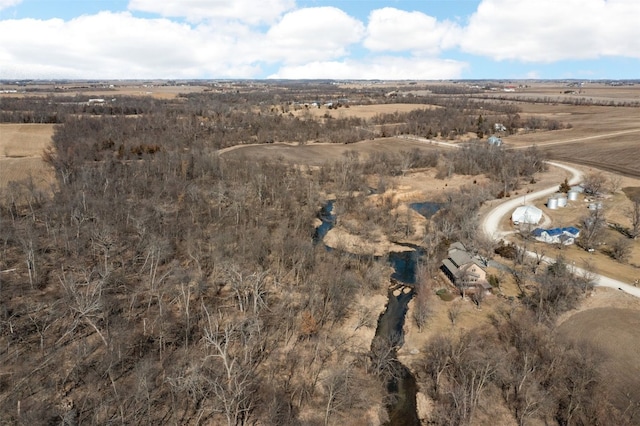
[[0, 0, 639, 80]]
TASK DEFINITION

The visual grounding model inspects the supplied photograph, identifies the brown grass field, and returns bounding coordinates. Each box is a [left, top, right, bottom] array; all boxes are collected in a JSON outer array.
[[0, 123, 55, 189], [220, 137, 442, 166], [557, 294, 640, 412], [292, 103, 439, 120], [0, 83, 209, 99]]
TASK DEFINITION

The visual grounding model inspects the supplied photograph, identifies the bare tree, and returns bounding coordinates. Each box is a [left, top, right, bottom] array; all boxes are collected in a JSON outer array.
[[368, 334, 402, 381], [470, 289, 486, 308], [609, 237, 633, 262], [448, 304, 461, 326], [353, 304, 375, 331], [421, 335, 452, 396], [412, 263, 434, 332], [629, 199, 640, 239], [578, 207, 606, 250], [608, 175, 622, 194], [321, 363, 370, 425], [57, 270, 108, 347], [469, 234, 495, 268], [582, 172, 607, 196]]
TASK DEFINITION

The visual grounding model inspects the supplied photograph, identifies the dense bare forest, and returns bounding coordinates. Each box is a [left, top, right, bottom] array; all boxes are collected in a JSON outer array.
[[0, 85, 634, 425]]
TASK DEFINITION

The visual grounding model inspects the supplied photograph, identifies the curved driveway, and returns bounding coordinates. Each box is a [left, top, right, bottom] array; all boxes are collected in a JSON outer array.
[[481, 161, 583, 239], [480, 161, 640, 298]]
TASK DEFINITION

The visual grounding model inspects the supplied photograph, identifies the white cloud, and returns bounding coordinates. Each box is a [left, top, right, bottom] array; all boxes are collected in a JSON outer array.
[[128, 0, 295, 24], [364, 7, 459, 55], [0, 0, 21, 10], [459, 0, 640, 61], [269, 57, 467, 80], [0, 12, 260, 79], [0, 7, 366, 79], [263, 7, 364, 64]]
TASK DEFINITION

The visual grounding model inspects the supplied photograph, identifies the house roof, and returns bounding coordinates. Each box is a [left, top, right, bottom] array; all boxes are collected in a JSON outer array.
[[547, 228, 563, 236], [442, 259, 458, 276], [449, 249, 473, 268], [449, 241, 466, 252], [562, 226, 580, 236], [533, 226, 580, 238]]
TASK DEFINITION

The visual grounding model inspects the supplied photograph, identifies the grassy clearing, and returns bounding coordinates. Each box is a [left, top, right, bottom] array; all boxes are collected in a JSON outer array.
[[0, 123, 55, 157], [0, 123, 55, 189], [220, 136, 441, 166], [557, 304, 640, 413], [291, 103, 439, 120]]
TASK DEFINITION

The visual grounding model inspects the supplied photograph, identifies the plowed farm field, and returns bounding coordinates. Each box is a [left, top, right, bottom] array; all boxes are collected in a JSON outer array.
[[504, 103, 640, 178]]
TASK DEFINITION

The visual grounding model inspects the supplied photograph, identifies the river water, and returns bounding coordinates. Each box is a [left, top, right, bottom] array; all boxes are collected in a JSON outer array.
[[314, 202, 421, 425]]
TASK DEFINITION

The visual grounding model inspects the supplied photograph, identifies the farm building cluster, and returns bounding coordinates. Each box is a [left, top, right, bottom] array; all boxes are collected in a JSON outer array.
[[510, 185, 588, 246]]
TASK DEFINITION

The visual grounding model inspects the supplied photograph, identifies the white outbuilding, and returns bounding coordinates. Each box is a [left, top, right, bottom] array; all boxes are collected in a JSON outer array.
[[511, 205, 542, 225]]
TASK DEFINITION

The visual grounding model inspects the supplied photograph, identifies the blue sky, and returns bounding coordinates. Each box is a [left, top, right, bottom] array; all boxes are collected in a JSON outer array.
[[1, 0, 639, 80]]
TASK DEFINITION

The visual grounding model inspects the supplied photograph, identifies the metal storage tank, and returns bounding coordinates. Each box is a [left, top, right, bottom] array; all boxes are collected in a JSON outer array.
[[547, 197, 559, 209], [556, 195, 568, 207], [568, 191, 579, 201]]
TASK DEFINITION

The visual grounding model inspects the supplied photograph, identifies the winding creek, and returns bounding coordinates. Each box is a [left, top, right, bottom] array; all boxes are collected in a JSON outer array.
[[314, 201, 433, 425]]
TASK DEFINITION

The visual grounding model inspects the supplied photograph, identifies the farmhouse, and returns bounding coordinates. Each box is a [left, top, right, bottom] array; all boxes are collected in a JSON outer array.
[[532, 227, 580, 245], [511, 205, 542, 225], [441, 242, 491, 295]]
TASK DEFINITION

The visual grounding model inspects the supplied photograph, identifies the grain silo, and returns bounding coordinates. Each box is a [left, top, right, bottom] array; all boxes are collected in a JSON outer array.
[[556, 194, 568, 207], [568, 190, 579, 201], [547, 197, 559, 209]]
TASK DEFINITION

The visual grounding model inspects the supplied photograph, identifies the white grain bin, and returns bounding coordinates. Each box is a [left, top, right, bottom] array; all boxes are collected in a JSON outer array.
[[547, 197, 559, 209], [556, 195, 568, 207], [568, 191, 579, 201]]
